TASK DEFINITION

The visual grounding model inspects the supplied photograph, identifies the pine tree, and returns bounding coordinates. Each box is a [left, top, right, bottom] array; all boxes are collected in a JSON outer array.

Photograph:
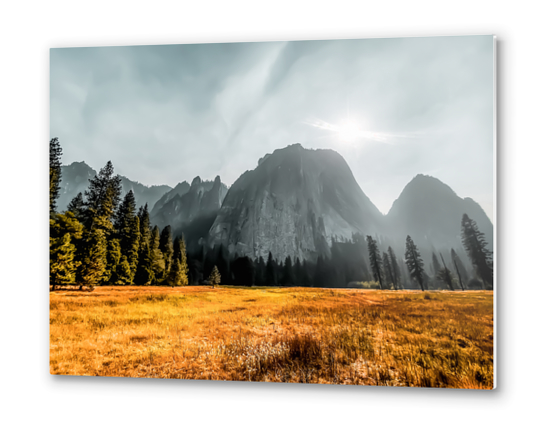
[[388, 246, 402, 290], [177, 236, 189, 286], [104, 238, 122, 284], [137, 204, 151, 245], [405, 235, 425, 291], [116, 255, 133, 285], [50, 212, 84, 287], [382, 252, 395, 290], [265, 252, 277, 286], [451, 248, 467, 291], [79, 228, 108, 286], [167, 258, 183, 286], [437, 253, 455, 291], [67, 192, 85, 219], [431, 252, 441, 278], [366, 235, 383, 289], [149, 226, 166, 284], [49, 137, 62, 215], [159, 226, 174, 274], [281, 256, 294, 286], [461, 214, 493, 289], [50, 233, 78, 286], [294, 258, 303, 287], [83, 161, 122, 233], [134, 241, 154, 286], [209, 265, 221, 287]]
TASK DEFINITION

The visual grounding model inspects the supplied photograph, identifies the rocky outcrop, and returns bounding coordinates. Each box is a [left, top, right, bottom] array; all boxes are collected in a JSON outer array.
[[151, 176, 228, 230], [208, 144, 383, 262]]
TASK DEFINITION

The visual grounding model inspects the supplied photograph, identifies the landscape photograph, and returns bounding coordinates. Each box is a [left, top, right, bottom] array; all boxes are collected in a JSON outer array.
[[49, 35, 495, 389]]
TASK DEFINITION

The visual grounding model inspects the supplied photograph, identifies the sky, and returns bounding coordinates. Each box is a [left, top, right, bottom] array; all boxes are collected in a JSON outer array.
[[50, 35, 494, 220]]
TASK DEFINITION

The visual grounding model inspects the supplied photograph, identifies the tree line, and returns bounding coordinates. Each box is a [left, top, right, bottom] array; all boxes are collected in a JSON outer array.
[[50, 138, 493, 290]]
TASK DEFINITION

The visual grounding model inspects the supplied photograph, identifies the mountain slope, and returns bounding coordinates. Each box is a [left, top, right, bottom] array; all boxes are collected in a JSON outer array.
[[57, 162, 172, 212], [151, 176, 228, 231], [208, 144, 383, 262], [385, 174, 493, 255]]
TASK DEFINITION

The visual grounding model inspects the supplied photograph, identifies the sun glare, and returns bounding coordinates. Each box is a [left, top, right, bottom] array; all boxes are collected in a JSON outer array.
[[338, 121, 362, 143]]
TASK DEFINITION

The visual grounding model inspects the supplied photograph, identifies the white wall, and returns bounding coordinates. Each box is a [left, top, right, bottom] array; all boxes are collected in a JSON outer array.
[[1, 0, 540, 422]]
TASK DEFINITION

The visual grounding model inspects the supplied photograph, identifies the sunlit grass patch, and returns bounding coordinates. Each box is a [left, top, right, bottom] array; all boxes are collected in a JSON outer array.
[[50, 287, 493, 388]]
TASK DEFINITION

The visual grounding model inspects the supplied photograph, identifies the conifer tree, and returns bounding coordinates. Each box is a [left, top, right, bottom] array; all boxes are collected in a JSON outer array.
[[366, 235, 383, 289], [281, 256, 294, 286], [79, 229, 108, 286], [209, 265, 221, 287], [149, 226, 166, 283], [294, 258, 303, 287], [388, 246, 402, 290], [134, 241, 154, 286], [451, 248, 467, 291], [104, 238, 122, 284], [50, 233, 78, 286], [265, 252, 277, 286], [67, 192, 85, 220], [382, 252, 395, 290], [431, 252, 441, 278], [137, 203, 151, 245], [438, 252, 455, 290], [116, 255, 132, 285], [175, 235, 189, 286], [83, 161, 122, 233], [167, 258, 183, 286], [49, 137, 62, 215], [461, 214, 493, 289], [159, 226, 174, 274], [405, 235, 425, 291]]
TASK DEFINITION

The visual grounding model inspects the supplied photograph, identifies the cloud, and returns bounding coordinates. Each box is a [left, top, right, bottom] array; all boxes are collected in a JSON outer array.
[[50, 35, 494, 219]]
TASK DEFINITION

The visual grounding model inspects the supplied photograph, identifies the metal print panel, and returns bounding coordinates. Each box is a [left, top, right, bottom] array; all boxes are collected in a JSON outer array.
[[49, 35, 495, 388]]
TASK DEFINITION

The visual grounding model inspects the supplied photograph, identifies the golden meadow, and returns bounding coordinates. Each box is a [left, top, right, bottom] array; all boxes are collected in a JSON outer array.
[[50, 286, 493, 388]]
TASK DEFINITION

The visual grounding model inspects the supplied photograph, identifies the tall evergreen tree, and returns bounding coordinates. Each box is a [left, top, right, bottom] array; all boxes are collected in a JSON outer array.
[[405, 235, 425, 291], [177, 236, 189, 286], [83, 161, 122, 233], [134, 241, 154, 286], [79, 228, 108, 286], [281, 256, 294, 286], [49, 137, 62, 215], [382, 252, 395, 290], [149, 226, 166, 283], [137, 203, 151, 245], [67, 192, 85, 220], [50, 233, 78, 286], [451, 248, 467, 291], [159, 226, 174, 274], [438, 252, 455, 291], [461, 214, 493, 289], [388, 246, 402, 290], [431, 252, 442, 278], [209, 266, 221, 287], [168, 258, 183, 286], [366, 235, 383, 289], [265, 252, 277, 286], [294, 258, 303, 287]]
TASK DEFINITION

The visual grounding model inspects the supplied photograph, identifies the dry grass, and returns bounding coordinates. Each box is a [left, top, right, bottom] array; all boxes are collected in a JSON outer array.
[[50, 286, 493, 389]]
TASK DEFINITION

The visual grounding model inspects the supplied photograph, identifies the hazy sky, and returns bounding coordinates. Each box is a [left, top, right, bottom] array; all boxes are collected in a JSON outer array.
[[51, 35, 494, 219]]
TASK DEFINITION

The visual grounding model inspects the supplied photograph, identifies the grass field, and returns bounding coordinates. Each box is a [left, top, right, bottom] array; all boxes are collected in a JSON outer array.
[[50, 286, 494, 389]]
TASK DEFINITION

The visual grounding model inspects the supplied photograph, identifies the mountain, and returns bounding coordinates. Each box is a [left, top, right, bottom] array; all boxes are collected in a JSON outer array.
[[385, 174, 493, 258], [151, 176, 228, 231], [57, 162, 172, 212], [207, 144, 384, 262], [150, 181, 191, 216]]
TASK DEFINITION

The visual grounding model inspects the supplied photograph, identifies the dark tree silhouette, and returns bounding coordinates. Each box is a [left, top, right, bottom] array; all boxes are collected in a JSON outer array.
[[461, 214, 493, 289], [265, 252, 277, 286], [451, 248, 466, 291], [388, 246, 402, 290], [366, 235, 383, 289], [49, 137, 62, 215], [405, 235, 425, 291]]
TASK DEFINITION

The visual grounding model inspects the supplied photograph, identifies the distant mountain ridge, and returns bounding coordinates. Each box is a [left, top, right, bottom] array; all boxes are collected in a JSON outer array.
[[58, 147, 493, 269], [57, 162, 172, 212], [151, 176, 228, 231]]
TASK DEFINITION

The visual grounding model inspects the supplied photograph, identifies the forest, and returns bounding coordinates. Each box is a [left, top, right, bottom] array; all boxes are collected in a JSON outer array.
[[50, 138, 494, 291]]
